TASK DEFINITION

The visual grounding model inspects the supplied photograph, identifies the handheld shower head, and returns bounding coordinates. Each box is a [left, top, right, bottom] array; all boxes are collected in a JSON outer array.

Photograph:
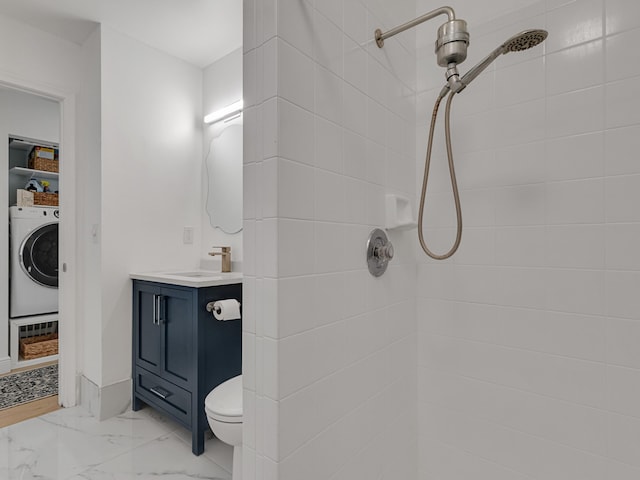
[[440, 28, 548, 98], [502, 29, 548, 52]]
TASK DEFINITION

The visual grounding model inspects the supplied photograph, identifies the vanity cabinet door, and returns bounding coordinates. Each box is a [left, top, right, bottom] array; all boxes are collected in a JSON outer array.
[[160, 286, 195, 389], [133, 282, 162, 375]]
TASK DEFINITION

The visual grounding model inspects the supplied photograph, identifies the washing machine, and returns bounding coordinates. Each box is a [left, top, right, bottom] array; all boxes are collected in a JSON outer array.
[[9, 206, 59, 318]]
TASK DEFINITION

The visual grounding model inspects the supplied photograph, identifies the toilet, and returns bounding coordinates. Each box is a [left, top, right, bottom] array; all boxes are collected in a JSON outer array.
[[205, 375, 243, 480]]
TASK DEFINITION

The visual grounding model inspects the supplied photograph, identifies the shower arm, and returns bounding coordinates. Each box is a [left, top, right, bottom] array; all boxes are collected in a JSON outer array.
[[375, 6, 456, 48]]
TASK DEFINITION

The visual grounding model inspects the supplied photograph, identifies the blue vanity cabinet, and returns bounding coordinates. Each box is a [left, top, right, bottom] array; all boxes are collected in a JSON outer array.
[[132, 280, 242, 455]]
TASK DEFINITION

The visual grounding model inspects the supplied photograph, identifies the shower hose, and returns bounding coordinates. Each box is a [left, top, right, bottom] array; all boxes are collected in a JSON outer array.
[[418, 90, 462, 260]]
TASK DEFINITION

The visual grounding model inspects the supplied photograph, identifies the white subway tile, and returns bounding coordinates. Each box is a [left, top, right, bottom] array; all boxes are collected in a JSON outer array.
[[277, 385, 322, 460], [312, 10, 344, 76], [343, 36, 367, 92], [453, 227, 496, 266], [314, 0, 342, 28], [497, 56, 546, 106], [606, 0, 640, 35], [315, 64, 343, 125], [314, 116, 343, 174], [342, 130, 367, 180], [343, 0, 367, 45], [277, 219, 315, 277], [314, 170, 346, 222], [606, 270, 640, 320], [495, 226, 546, 266], [495, 266, 547, 309], [607, 413, 640, 468], [495, 184, 545, 226], [277, 158, 315, 220], [277, 0, 314, 58], [494, 140, 546, 186], [546, 131, 604, 181], [605, 125, 640, 176], [545, 268, 605, 315], [545, 225, 605, 269], [605, 76, 640, 128], [546, 86, 604, 138], [606, 365, 640, 417], [545, 0, 604, 53], [546, 178, 605, 224], [259, 40, 276, 103], [606, 459, 640, 480], [607, 317, 640, 367], [278, 99, 315, 165], [277, 276, 316, 338], [547, 39, 603, 96], [606, 28, 640, 82], [342, 81, 367, 137], [313, 272, 346, 326], [501, 308, 607, 362], [314, 222, 346, 274], [605, 174, 640, 222], [277, 39, 314, 112], [606, 223, 640, 270]]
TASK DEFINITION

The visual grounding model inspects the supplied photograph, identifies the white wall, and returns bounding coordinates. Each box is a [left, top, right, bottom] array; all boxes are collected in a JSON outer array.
[[417, 0, 640, 478], [244, 0, 418, 478], [98, 26, 204, 395], [202, 47, 243, 264], [77, 26, 102, 386]]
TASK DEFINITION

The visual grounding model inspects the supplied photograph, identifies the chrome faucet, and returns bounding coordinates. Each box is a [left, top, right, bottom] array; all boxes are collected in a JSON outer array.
[[208, 246, 231, 273]]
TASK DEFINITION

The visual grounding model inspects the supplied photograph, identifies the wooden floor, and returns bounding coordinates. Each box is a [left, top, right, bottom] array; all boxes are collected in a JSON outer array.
[[0, 360, 60, 428]]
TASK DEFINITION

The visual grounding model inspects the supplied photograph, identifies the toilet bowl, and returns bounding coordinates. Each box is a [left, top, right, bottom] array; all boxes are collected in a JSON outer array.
[[205, 375, 243, 480]]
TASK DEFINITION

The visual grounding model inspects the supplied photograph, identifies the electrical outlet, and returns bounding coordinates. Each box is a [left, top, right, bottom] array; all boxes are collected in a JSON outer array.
[[183, 226, 194, 244]]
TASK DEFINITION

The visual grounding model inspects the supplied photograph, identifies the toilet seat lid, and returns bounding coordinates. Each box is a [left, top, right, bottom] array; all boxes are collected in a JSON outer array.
[[205, 375, 242, 418]]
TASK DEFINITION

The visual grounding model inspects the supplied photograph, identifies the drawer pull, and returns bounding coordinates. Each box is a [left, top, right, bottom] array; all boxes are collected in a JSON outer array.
[[149, 386, 171, 399]]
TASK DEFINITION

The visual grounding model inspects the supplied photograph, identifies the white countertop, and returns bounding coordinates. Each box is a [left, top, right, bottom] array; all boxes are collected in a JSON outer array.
[[130, 270, 243, 288]]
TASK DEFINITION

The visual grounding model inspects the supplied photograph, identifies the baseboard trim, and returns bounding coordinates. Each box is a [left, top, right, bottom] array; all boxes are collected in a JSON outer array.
[[0, 356, 11, 374], [80, 376, 131, 420]]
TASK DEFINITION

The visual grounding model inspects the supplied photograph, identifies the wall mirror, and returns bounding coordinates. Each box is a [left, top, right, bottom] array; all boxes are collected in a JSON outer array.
[[206, 123, 242, 234]]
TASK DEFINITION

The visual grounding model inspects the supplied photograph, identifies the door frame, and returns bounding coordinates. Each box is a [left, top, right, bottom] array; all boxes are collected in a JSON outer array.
[[0, 75, 78, 407]]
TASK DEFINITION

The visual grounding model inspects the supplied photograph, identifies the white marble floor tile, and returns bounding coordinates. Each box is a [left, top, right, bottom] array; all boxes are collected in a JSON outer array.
[[173, 425, 233, 474], [69, 433, 230, 480], [0, 406, 230, 480]]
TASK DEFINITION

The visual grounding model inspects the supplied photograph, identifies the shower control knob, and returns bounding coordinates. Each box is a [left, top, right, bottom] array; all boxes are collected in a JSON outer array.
[[366, 228, 394, 277], [375, 243, 394, 261]]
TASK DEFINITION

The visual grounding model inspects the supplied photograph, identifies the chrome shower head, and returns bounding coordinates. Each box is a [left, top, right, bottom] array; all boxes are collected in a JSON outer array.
[[440, 28, 548, 98], [502, 29, 548, 53]]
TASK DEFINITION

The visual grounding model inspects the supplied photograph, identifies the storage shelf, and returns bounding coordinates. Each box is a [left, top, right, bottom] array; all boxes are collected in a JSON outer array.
[[10, 314, 59, 369], [9, 166, 58, 180]]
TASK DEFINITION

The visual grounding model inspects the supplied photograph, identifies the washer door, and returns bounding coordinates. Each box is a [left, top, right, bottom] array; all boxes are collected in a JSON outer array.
[[20, 222, 58, 288]]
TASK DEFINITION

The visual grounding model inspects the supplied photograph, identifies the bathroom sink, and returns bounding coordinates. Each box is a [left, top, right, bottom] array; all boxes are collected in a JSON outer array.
[[130, 270, 243, 287], [164, 271, 218, 278]]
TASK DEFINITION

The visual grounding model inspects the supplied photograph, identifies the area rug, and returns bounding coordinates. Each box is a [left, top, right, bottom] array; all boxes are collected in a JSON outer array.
[[0, 363, 58, 410]]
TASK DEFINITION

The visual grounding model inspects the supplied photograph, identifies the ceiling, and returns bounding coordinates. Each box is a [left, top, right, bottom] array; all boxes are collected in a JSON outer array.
[[0, 0, 242, 68]]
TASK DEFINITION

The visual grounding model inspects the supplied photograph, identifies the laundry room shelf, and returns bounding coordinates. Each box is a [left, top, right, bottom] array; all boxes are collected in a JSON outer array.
[[10, 315, 59, 369], [9, 167, 58, 180]]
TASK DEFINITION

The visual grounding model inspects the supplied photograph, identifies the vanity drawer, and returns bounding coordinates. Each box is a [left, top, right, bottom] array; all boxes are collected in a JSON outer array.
[[135, 368, 191, 426]]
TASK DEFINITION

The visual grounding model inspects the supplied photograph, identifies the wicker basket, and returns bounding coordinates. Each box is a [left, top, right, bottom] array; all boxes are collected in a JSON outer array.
[[33, 192, 59, 206], [20, 333, 59, 360], [28, 157, 59, 173]]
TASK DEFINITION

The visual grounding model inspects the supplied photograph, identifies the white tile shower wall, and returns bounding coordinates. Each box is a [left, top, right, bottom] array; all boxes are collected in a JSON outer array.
[[417, 0, 640, 478], [244, 0, 418, 479]]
